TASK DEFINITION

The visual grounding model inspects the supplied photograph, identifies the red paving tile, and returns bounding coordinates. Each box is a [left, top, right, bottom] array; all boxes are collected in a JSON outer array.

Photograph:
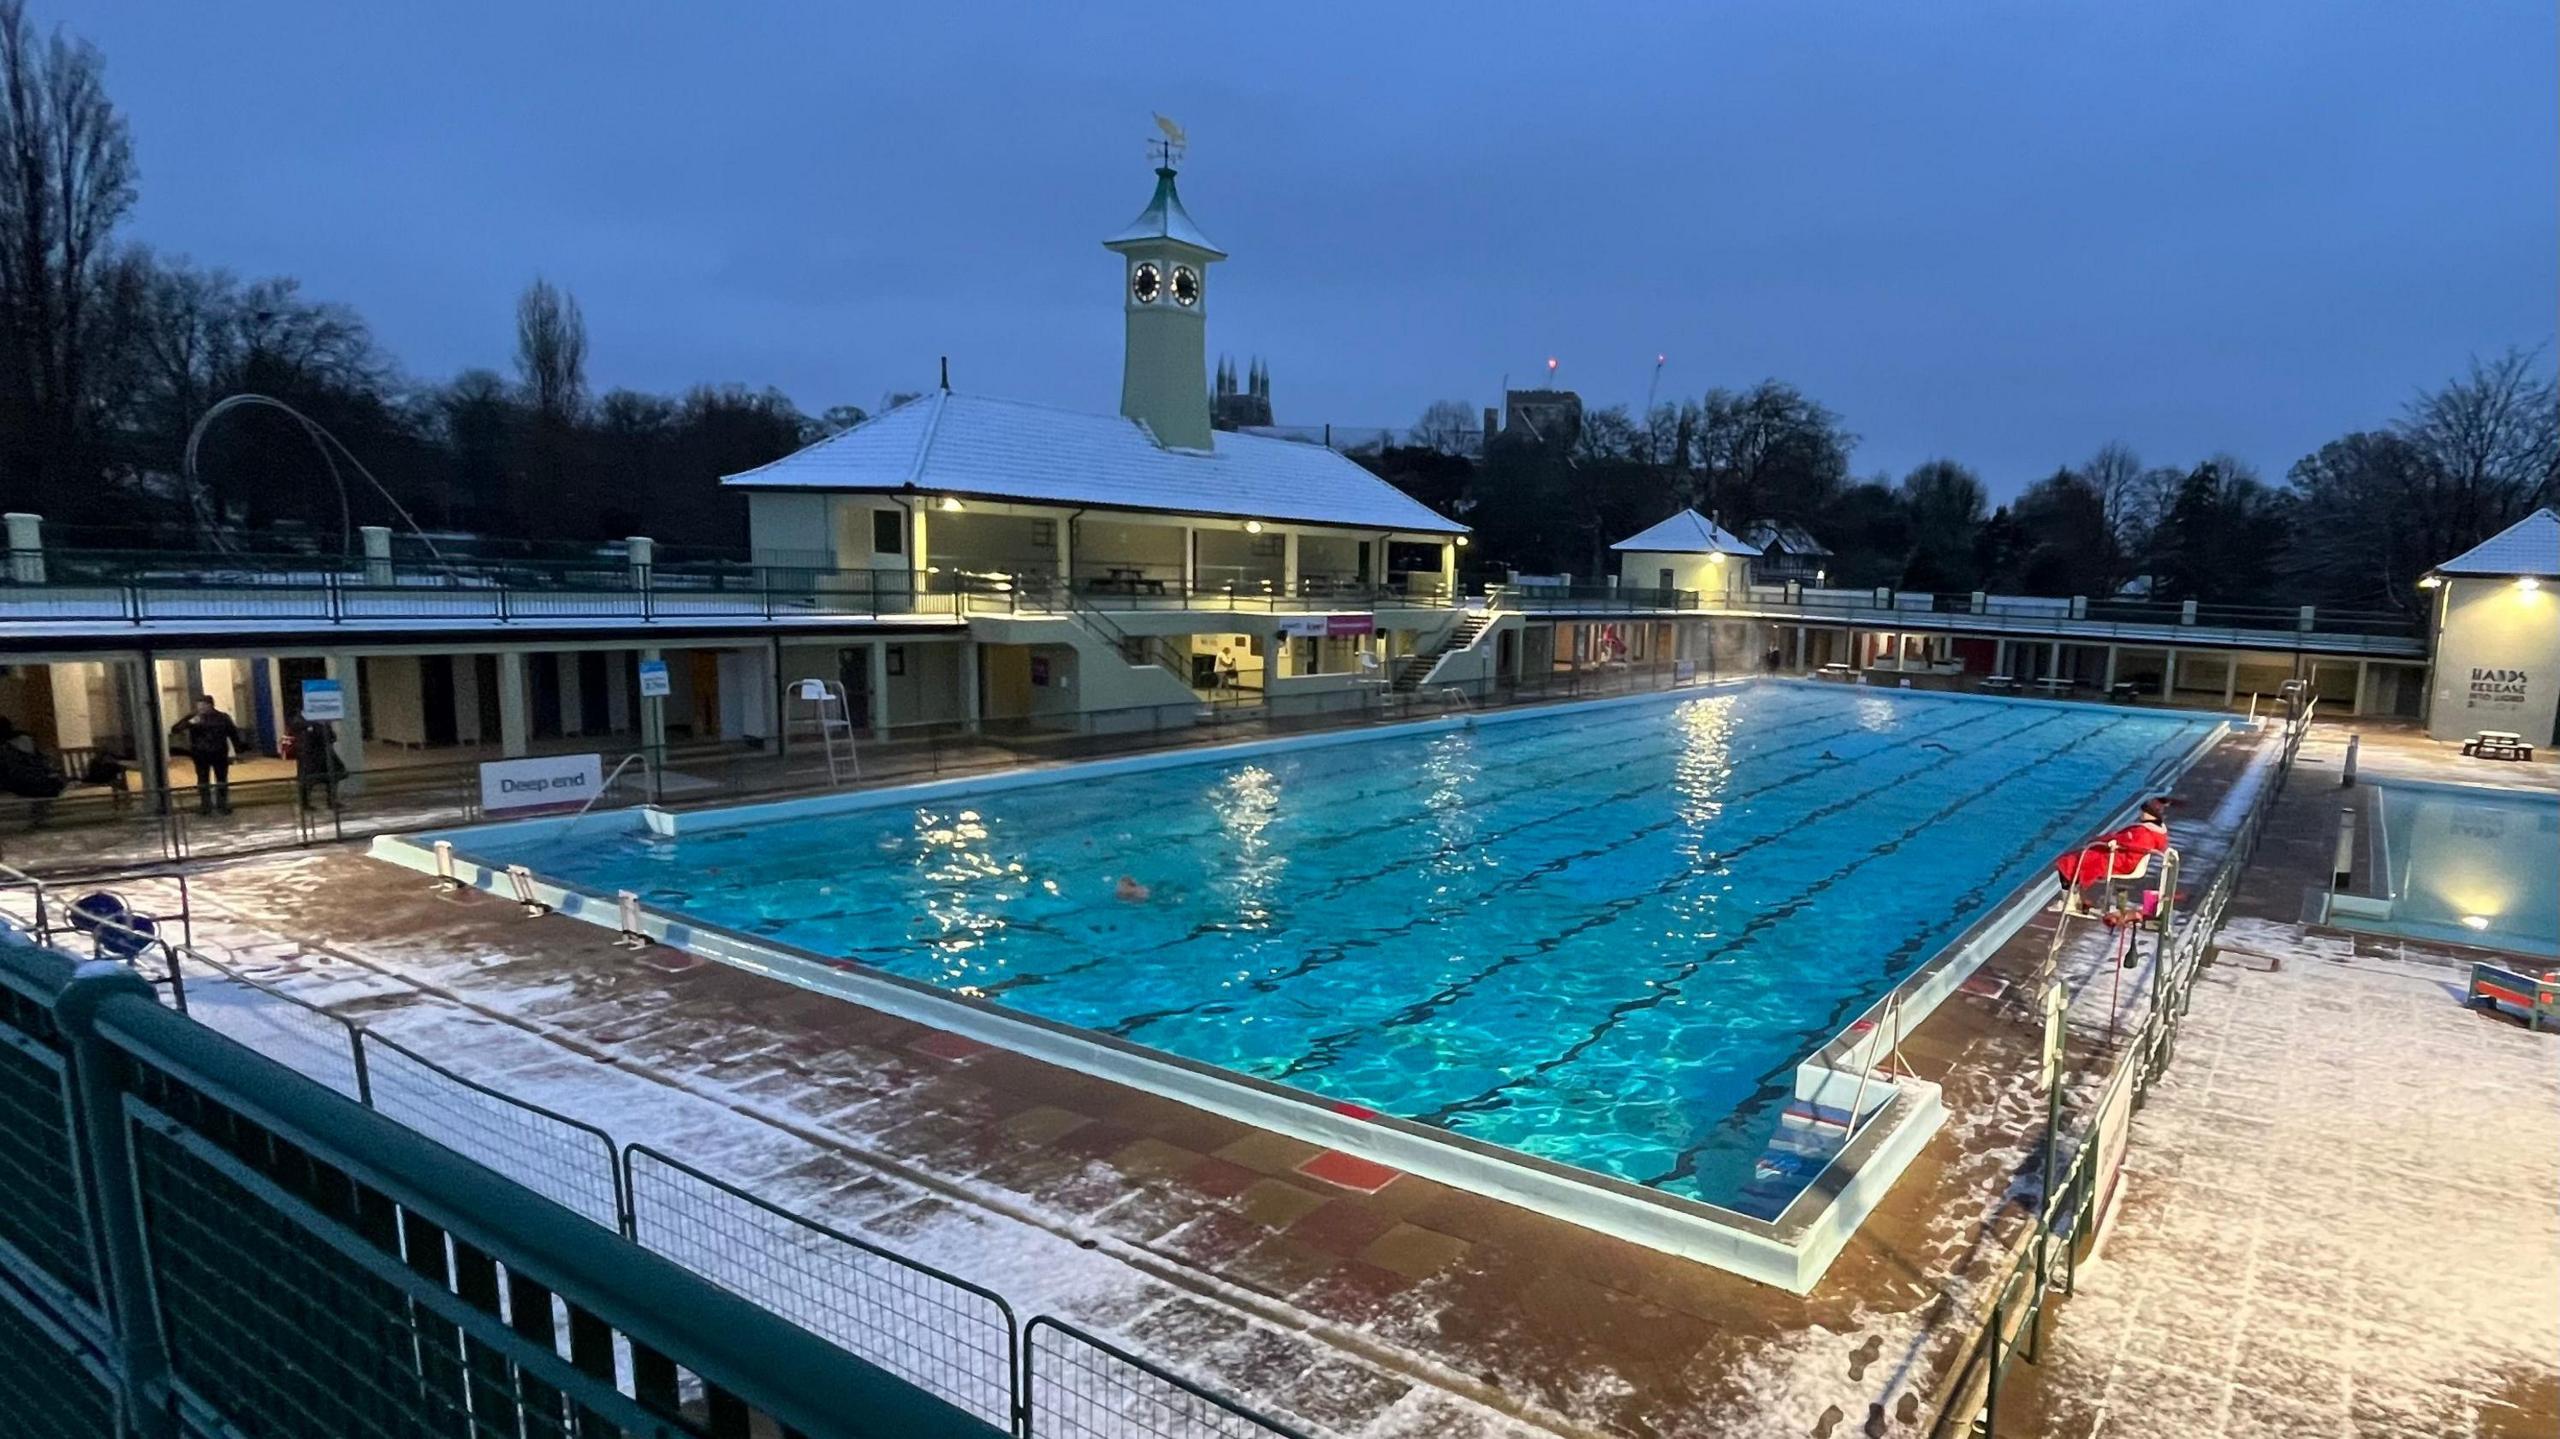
[[1299, 1149, 1402, 1193]]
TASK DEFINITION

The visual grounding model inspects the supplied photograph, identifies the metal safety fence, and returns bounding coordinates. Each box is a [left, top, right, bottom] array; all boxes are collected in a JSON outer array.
[[0, 886, 1323, 1438], [1928, 698, 2319, 1436], [0, 930, 999, 1439]]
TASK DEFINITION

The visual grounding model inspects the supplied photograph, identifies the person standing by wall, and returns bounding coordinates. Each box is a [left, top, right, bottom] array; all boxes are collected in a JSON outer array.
[[174, 695, 242, 816]]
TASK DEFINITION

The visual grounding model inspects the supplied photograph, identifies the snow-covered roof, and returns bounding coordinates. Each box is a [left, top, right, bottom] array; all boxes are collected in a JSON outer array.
[[1102, 167, 1225, 258], [2434, 508, 2560, 578], [723, 391, 1464, 535], [1611, 509, 1760, 557], [1741, 521, 1830, 556]]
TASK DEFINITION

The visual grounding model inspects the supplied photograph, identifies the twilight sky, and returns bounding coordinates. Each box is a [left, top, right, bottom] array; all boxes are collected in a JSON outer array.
[[65, 1, 2557, 497]]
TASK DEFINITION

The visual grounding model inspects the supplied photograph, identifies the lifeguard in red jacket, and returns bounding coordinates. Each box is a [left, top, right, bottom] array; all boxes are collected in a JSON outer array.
[[2055, 797, 2173, 896]]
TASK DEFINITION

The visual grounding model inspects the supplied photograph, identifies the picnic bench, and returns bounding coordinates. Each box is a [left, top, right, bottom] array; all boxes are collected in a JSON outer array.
[[1816, 663, 1857, 682], [2032, 677, 2076, 696], [2467, 961, 2560, 1031], [1087, 568, 1169, 596], [1978, 674, 2020, 694], [2106, 681, 2144, 704], [2461, 730, 2535, 762]]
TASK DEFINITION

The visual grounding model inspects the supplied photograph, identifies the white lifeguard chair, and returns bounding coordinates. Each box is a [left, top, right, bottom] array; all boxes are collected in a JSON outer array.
[[791, 677, 860, 784]]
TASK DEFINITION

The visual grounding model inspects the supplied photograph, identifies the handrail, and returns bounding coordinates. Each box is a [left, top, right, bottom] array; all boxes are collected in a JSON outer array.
[[83, 984, 1002, 1438], [554, 752, 652, 842]]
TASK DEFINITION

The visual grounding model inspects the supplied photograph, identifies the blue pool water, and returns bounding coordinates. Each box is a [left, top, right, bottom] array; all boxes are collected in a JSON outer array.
[[2350, 781, 2559, 958], [463, 685, 2219, 1213]]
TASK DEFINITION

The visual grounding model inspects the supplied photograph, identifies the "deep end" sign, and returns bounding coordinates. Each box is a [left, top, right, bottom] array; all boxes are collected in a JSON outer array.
[[479, 754, 604, 817]]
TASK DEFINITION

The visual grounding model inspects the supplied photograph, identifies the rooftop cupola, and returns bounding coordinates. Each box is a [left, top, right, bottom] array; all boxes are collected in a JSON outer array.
[[1103, 120, 1224, 451]]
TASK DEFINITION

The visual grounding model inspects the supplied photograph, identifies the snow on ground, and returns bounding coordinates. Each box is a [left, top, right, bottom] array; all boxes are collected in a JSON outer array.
[[144, 861, 1569, 1439], [2017, 914, 2560, 1438]]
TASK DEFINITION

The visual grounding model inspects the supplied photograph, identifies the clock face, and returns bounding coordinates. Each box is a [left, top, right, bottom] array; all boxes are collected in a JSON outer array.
[[1171, 264, 1200, 307], [1130, 261, 1162, 305]]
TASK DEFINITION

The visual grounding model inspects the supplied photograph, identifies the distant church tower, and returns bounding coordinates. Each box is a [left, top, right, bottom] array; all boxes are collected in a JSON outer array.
[[1104, 126, 1224, 451]]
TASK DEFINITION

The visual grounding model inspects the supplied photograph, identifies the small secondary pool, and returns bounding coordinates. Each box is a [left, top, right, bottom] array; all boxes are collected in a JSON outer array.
[[442, 684, 2219, 1217], [2339, 780, 2559, 958]]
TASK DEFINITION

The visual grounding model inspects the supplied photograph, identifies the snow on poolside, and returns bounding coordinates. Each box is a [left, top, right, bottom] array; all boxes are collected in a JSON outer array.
[[2019, 916, 2560, 1437], [155, 877, 1565, 1439]]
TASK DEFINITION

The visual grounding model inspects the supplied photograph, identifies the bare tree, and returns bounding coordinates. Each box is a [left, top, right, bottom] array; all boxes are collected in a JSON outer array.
[[2399, 347, 2559, 527], [1408, 398, 1476, 453], [0, 0, 137, 513], [513, 276, 587, 423]]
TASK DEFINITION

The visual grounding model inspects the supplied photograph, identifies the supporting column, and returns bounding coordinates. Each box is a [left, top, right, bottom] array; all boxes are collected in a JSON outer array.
[[1791, 626, 1807, 670], [2102, 645, 2119, 689], [496, 650, 530, 757], [909, 502, 931, 611], [637, 646, 667, 753], [1281, 530, 1300, 600], [2352, 659, 2369, 716], [2045, 640, 2062, 681], [957, 639, 980, 733], [1994, 638, 2009, 677], [324, 653, 366, 780], [1182, 525, 1198, 598], [2222, 657, 2238, 707], [134, 650, 170, 810], [1053, 517, 1071, 592], [1438, 541, 1457, 600], [359, 526, 393, 587], [2160, 648, 2178, 701], [867, 641, 891, 736], [4, 511, 42, 584]]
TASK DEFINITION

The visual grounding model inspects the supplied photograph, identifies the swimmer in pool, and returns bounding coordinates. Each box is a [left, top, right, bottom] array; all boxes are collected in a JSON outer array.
[[1114, 875, 1152, 903]]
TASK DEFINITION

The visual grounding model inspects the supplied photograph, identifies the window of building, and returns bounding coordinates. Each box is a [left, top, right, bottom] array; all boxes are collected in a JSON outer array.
[[872, 509, 904, 556]]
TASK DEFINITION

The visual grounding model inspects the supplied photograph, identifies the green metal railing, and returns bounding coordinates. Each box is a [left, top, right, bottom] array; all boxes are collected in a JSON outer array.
[[0, 930, 1003, 1439], [1929, 697, 2317, 1436]]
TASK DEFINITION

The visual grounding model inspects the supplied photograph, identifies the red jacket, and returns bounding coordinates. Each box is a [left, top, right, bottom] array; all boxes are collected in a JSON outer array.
[[2055, 817, 2168, 887]]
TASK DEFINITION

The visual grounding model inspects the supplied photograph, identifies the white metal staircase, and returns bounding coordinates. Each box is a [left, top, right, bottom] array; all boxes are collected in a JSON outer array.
[[1391, 612, 1494, 692]]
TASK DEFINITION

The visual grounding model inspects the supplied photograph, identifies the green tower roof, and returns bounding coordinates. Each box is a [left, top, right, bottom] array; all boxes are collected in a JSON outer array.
[[1102, 167, 1226, 258]]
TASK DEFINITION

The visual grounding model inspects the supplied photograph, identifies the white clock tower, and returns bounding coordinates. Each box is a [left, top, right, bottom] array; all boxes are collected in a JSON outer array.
[[1103, 133, 1225, 452]]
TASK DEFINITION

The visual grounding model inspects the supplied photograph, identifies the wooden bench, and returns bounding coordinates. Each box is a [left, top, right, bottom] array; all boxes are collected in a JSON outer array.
[[1978, 674, 2020, 694], [2462, 730, 2535, 762], [2468, 962, 2560, 1031]]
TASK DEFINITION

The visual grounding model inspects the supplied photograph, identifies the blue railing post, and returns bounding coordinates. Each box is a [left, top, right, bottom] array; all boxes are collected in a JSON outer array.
[[51, 961, 179, 1439]]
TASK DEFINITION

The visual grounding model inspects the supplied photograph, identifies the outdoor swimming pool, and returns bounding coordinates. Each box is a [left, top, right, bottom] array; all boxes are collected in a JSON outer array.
[[2339, 780, 2559, 958], [440, 684, 2222, 1220]]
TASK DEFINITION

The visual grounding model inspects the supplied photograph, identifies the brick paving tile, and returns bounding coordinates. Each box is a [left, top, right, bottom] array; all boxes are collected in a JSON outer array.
[[1181, 1155, 1261, 1200], [1233, 1177, 1329, 1231], [1213, 1129, 1328, 1176], [1109, 1136, 1205, 1182], [1286, 1197, 1402, 1257], [994, 1104, 1090, 1145], [1357, 1222, 1472, 1281]]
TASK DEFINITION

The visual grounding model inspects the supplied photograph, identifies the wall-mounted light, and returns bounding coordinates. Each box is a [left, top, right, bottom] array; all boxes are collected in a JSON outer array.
[[1454, 536, 1470, 548], [1244, 520, 1265, 534], [2417, 575, 2443, 589], [1707, 552, 1726, 564], [938, 496, 965, 512], [2521, 576, 2543, 592], [2462, 914, 2491, 931]]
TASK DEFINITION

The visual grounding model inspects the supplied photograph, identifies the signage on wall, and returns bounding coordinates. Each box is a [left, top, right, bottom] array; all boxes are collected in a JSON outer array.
[[1278, 614, 1375, 639], [637, 659, 671, 697], [298, 678, 344, 722], [480, 753, 603, 817], [2467, 667, 2529, 708]]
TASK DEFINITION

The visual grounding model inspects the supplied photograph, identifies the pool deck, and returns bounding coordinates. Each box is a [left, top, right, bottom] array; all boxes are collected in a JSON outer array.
[[96, 703, 2278, 1438], [1992, 726, 2559, 1438]]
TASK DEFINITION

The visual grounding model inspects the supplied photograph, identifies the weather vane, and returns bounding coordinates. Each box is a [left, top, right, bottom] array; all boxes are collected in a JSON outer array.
[[1149, 113, 1187, 169]]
